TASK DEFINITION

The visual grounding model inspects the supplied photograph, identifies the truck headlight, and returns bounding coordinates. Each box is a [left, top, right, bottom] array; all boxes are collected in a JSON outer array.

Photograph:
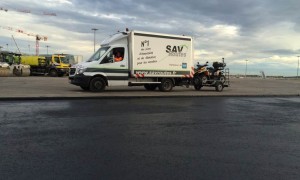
[[77, 67, 87, 74]]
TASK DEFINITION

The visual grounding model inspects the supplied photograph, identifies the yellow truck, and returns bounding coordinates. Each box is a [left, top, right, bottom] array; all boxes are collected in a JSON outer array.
[[21, 54, 70, 76]]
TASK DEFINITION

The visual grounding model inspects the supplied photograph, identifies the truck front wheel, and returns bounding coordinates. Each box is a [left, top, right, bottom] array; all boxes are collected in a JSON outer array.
[[49, 69, 58, 77], [159, 78, 173, 92], [89, 77, 106, 92]]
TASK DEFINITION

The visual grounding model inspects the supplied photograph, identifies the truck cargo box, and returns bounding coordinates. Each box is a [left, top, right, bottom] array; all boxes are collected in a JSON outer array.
[[130, 31, 193, 78], [21, 56, 46, 66]]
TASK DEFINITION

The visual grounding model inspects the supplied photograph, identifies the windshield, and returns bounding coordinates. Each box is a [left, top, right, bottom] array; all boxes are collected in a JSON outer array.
[[87, 47, 110, 62], [60, 56, 69, 63], [54, 57, 60, 63], [4, 54, 14, 63]]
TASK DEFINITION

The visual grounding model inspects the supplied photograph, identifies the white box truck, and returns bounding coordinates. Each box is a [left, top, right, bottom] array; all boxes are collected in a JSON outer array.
[[69, 30, 195, 92]]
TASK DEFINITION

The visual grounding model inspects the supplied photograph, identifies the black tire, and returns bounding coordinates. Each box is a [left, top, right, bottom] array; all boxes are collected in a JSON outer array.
[[80, 86, 90, 91], [144, 84, 157, 91], [194, 84, 202, 90], [49, 69, 58, 77], [158, 78, 173, 92], [193, 76, 202, 90], [89, 77, 106, 92], [215, 82, 224, 92], [219, 75, 226, 83]]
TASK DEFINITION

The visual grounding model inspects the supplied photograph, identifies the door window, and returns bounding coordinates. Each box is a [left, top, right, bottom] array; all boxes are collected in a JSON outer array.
[[101, 47, 125, 64]]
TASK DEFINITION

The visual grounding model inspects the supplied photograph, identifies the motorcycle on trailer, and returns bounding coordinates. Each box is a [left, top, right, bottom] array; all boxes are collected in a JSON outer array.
[[193, 58, 229, 92]]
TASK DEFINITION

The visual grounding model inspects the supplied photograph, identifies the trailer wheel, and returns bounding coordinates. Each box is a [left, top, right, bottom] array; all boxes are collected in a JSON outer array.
[[215, 82, 224, 92], [159, 78, 173, 92], [89, 77, 106, 92], [219, 75, 226, 83], [144, 84, 157, 91], [49, 69, 58, 77]]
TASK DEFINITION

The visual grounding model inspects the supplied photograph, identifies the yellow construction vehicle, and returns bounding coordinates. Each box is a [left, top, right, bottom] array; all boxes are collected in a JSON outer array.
[[0, 51, 30, 77], [21, 54, 70, 76]]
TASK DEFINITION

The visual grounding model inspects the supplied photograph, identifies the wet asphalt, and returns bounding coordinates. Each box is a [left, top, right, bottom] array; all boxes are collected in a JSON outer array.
[[0, 97, 299, 180]]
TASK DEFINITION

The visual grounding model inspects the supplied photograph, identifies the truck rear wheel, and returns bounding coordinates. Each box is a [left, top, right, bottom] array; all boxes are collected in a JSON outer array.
[[49, 69, 58, 77], [158, 78, 173, 92], [144, 84, 157, 91], [89, 77, 106, 92]]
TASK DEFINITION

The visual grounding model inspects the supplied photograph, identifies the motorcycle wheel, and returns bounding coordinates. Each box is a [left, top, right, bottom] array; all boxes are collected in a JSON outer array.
[[200, 74, 208, 84], [219, 75, 226, 83], [193, 76, 202, 90]]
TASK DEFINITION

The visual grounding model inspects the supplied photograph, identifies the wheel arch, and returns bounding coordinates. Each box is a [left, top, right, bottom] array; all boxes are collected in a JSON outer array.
[[91, 74, 108, 86], [158, 77, 175, 86]]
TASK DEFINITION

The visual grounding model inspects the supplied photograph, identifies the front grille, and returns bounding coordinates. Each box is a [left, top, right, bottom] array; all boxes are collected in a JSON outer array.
[[69, 68, 76, 75]]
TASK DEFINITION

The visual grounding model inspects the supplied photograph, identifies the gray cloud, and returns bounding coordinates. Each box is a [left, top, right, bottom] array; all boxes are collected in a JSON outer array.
[[1, 0, 300, 76], [262, 49, 300, 55]]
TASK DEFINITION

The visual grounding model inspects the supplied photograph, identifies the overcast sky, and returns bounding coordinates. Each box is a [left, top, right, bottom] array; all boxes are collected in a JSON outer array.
[[1, 0, 300, 76]]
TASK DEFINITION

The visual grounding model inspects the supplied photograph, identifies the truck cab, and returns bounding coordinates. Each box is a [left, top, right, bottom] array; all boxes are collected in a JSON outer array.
[[43, 54, 70, 76], [69, 33, 129, 90]]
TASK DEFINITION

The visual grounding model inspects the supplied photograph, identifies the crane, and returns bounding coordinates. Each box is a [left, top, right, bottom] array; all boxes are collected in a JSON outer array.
[[0, 6, 57, 16], [0, 25, 48, 55], [0, 6, 55, 55]]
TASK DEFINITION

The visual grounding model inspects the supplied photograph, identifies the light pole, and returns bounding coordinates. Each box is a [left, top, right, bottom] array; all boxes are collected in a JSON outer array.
[[6, 43, 8, 51], [91, 28, 98, 52], [28, 44, 30, 53], [46, 45, 50, 55], [245, 60, 248, 78], [297, 56, 299, 78]]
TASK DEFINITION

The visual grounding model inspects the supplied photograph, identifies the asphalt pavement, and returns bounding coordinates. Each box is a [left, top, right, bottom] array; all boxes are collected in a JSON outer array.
[[0, 97, 299, 180], [0, 76, 299, 99]]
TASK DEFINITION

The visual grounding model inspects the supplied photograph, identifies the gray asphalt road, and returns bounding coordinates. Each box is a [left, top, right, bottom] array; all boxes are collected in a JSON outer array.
[[0, 97, 299, 180], [0, 77, 299, 99]]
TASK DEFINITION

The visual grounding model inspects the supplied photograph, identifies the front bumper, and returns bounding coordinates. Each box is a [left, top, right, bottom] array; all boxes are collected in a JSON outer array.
[[58, 68, 69, 75], [69, 74, 91, 87]]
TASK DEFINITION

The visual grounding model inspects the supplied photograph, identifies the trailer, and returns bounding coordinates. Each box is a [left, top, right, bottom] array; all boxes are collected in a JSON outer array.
[[193, 58, 230, 92]]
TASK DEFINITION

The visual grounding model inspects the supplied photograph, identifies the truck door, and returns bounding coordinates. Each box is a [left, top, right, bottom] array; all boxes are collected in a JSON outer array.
[[100, 46, 128, 86]]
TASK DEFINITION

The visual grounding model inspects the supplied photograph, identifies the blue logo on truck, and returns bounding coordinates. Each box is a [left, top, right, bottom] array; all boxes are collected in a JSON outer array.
[[182, 63, 187, 69]]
